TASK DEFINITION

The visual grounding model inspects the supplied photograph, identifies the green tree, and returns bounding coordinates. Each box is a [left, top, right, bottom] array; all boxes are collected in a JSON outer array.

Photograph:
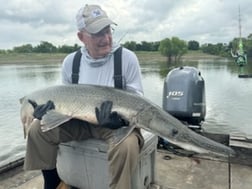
[[201, 43, 220, 55], [151, 41, 160, 51], [171, 37, 188, 61], [141, 41, 152, 51], [188, 40, 200, 50], [34, 41, 57, 53], [58, 44, 80, 53], [123, 41, 137, 51], [123, 41, 160, 51], [13, 44, 33, 53], [159, 38, 172, 62], [247, 33, 252, 40], [246, 37, 252, 57], [159, 37, 187, 62]]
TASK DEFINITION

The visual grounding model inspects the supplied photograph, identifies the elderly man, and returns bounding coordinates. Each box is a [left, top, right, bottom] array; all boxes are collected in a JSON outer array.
[[24, 4, 144, 189]]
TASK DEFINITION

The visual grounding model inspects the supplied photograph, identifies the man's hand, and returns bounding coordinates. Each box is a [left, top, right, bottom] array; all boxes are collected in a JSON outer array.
[[28, 99, 55, 120], [95, 101, 129, 129]]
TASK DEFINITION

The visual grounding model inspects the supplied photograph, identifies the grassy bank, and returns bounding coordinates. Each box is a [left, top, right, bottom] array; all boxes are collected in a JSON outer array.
[[135, 50, 222, 64], [0, 53, 67, 64], [0, 50, 221, 64]]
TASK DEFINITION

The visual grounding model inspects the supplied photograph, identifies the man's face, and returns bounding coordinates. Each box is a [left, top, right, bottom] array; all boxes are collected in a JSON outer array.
[[78, 26, 113, 58]]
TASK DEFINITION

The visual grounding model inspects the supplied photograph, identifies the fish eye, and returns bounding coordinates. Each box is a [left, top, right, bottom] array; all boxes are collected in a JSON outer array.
[[172, 128, 179, 136]]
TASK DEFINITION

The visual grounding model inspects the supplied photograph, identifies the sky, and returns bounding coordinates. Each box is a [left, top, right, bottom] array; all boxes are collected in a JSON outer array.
[[0, 0, 251, 50]]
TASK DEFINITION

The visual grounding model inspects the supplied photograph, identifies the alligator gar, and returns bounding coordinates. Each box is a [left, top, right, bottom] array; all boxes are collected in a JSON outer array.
[[20, 84, 235, 157]]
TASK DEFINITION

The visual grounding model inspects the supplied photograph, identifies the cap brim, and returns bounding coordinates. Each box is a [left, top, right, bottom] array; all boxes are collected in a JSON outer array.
[[86, 18, 115, 34]]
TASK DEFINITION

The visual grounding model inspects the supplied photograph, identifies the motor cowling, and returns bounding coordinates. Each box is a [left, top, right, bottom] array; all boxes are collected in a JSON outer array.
[[162, 66, 206, 126]]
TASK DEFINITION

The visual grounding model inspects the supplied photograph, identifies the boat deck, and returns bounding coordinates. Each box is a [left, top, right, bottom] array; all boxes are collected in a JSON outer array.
[[156, 150, 252, 189], [1, 132, 252, 189], [1, 149, 252, 189]]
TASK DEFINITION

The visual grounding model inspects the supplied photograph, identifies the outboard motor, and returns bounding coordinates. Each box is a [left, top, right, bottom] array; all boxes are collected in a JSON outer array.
[[163, 66, 206, 128], [158, 66, 206, 150]]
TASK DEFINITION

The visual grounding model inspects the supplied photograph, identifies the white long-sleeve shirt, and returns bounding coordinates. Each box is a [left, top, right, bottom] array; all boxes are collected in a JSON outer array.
[[61, 46, 143, 95]]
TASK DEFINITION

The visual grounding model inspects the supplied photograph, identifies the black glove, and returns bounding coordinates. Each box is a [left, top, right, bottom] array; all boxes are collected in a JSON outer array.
[[28, 99, 55, 120], [95, 101, 129, 129]]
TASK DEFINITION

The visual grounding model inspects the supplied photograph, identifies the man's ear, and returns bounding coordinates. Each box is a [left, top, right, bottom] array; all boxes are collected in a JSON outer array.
[[77, 31, 83, 41], [77, 31, 89, 44]]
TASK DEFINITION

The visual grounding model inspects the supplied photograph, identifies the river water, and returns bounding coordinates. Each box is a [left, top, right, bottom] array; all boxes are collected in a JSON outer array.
[[1, 57, 252, 167]]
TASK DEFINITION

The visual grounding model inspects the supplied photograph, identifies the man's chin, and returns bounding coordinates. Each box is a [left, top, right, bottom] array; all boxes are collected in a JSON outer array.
[[99, 47, 112, 56]]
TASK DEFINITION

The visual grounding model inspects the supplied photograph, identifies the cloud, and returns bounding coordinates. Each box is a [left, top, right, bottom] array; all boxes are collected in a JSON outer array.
[[0, 0, 251, 49]]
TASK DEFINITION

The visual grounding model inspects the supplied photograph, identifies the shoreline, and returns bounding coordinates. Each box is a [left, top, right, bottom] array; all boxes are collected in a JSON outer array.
[[0, 51, 225, 65], [0, 53, 67, 64]]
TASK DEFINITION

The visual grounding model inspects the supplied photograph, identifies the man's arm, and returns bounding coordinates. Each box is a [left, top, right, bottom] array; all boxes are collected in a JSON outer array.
[[122, 48, 144, 95]]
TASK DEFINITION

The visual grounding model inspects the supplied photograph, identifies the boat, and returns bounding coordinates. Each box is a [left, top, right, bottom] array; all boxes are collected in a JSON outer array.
[[230, 6, 251, 78], [1, 67, 252, 189]]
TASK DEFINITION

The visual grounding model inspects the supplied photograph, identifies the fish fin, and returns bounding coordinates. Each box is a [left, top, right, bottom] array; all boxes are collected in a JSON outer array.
[[108, 125, 136, 148], [40, 110, 72, 132]]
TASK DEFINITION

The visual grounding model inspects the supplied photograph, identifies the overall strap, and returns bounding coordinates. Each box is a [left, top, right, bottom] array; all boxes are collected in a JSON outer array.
[[71, 47, 123, 88], [71, 49, 82, 84], [113, 46, 123, 89]]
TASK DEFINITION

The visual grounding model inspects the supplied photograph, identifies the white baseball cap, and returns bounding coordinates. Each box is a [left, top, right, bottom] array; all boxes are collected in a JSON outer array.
[[76, 4, 116, 34]]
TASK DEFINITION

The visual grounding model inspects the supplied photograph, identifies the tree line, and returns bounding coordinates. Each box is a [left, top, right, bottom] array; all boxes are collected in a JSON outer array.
[[0, 39, 195, 55], [1, 33, 251, 62]]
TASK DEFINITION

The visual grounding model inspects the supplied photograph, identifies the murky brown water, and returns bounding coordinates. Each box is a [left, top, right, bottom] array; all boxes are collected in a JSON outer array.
[[1, 58, 252, 167]]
